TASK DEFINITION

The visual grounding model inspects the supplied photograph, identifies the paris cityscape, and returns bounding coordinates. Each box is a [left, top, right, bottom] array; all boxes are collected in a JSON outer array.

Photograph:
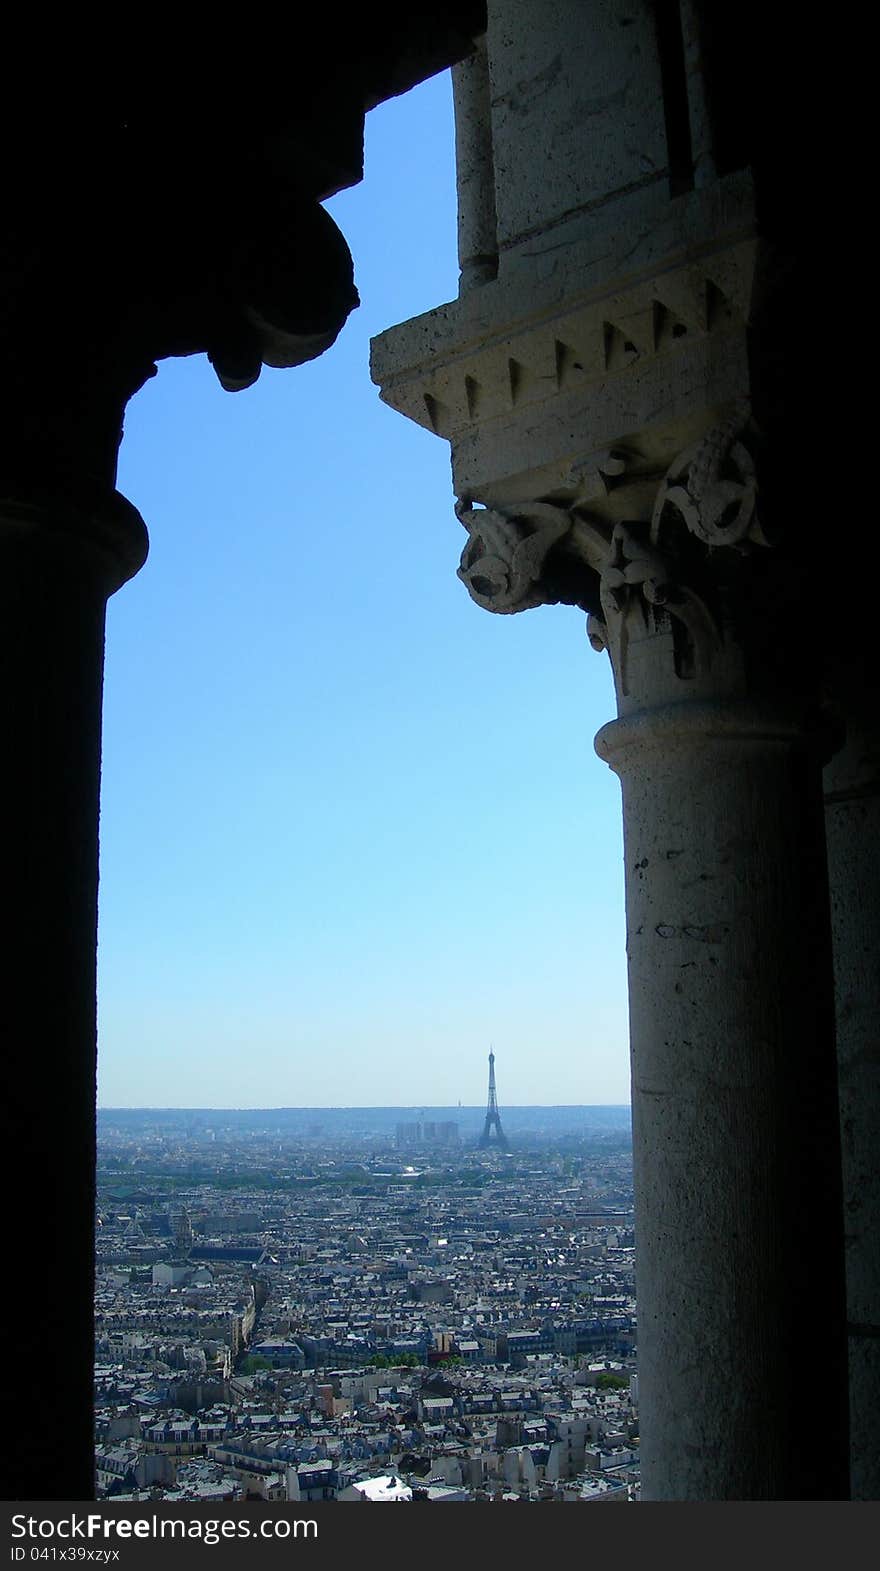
[[94, 1059, 638, 1504]]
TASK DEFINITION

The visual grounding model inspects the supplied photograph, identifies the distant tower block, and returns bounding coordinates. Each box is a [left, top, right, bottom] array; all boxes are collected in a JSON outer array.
[[170, 1208, 193, 1258], [479, 1050, 508, 1148]]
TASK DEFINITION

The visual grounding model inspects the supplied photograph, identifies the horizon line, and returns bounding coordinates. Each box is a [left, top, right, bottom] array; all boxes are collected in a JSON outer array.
[[97, 1102, 632, 1112]]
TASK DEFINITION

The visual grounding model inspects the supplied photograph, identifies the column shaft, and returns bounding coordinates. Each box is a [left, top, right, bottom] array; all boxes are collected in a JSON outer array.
[[824, 691, 880, 1499], [0, 497, 147, 1499], [452, 34, 498, 292], [596, 702, 849, 1499]]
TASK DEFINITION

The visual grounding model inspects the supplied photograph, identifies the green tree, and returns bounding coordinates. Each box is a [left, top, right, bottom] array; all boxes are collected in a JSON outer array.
[[239, 1354, 272, 1375], [595, 1372, 629, 1391]]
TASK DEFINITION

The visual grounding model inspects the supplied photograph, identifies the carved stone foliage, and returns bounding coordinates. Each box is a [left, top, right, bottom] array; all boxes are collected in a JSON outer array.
[[456, 406, 771, 694], [455, 499, 571, 613], [650, 401, 770, 550], [595, 520, 720, 694], [594, 406, 769, 689]]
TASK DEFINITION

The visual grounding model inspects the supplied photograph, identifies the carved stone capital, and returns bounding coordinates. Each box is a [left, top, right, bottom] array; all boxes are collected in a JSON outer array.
[[0, 484, 149, 595], [587, 407, 771, 700], [456, 405, 783, 709]]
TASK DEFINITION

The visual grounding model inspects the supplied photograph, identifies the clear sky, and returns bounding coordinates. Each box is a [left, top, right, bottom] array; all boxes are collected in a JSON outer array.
[[96, 70, 630, 1110]]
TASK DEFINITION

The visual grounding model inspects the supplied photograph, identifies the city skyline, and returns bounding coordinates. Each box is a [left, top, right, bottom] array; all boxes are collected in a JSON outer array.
[[94, 1116, 638, 1503], [96, 1101, 632, 1120]]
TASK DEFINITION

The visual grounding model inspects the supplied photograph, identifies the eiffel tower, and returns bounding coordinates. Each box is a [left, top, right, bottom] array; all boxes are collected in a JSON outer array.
[[478, 1049, 508, 1148]]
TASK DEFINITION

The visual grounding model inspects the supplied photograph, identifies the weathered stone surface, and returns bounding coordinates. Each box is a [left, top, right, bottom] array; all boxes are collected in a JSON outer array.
[[486, 0, 668, 258], [372, 174, 758, 509], [823, 668, 880, 1500], [374, 173, 755, 411], [453, 35, 499, 292], [596, 700, 846, 1499]]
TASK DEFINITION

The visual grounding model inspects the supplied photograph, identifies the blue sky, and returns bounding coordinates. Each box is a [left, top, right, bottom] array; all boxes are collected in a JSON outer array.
[[97, 70, 630, 1109]]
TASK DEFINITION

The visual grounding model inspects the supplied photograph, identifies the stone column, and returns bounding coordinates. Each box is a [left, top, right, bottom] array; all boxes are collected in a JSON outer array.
[[451, 33, 498, 292], [597, 702, 845, 1498], [371, 1, 847, 1491], [679, 0, 717, 188], [823, 662, 880, 1499], [454, 409, 850, 1499], [0, 484, 147, 1499], [596, 442, 849, 1498], [0, 107, 361, 1493]]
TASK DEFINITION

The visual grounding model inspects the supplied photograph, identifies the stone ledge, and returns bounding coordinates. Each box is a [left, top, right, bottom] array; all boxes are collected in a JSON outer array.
[[371, 171, 757, 446]]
